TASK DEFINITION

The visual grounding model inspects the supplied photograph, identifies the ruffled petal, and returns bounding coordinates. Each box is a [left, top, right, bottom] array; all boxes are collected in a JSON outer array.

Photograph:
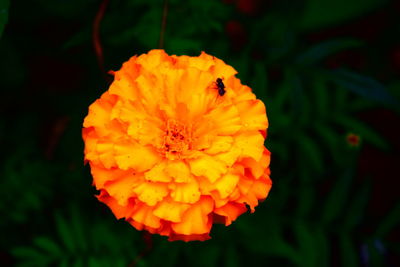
[[170, 177, 201, 204], [214, 202, 247, 226], [133, 181, 169, 206], [105, 173, 142, 206], [214, 173, 239, 199], [113, 141, 160, 171], [236, 99, 268, 131], [144, 161, 171, 182], [171, 196, 214, 235], [165, 160, 191, 183], [189, 155, 227, 183], [97, 190, 135, 219], [130, 201, 161, 229], [153, 198, 191, 223]]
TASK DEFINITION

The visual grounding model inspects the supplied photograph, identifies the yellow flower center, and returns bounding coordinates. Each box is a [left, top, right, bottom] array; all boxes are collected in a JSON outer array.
[[163, 119, 192, 159]]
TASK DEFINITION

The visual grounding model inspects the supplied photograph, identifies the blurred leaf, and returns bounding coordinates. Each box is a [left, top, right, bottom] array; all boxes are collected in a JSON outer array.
[[55, 213, 76, 253], [299, 0, 389, 30], [63, 26, 91, 50], [225, 244, 239, 267], [186, 244, 220, 267], [343, 182, 370, 230], [11, 247, 45, 260], [329, 69, 398, 107], [375, 202, 400, 237], [334, 86, 349, 111], [33, 236, 62, 257], [0, 0, 9, 38], [339, 234, 358, 267], [236, 213, 299, 265], [313, 123, 341, 164], [312, 77, 329, 118], [321, 171, 353, 224], [314, 227, 330, 267], [271, 72, 291, 111], [70, 207, 88, 252], [296, 39, 363, 65], [333, 114, 389, 150], [296, 186, 314, 218], [166, 37, 203, 54], [293, 221, 317, 267], [252, 62, 268, 101], [296, 134, 324, 173]]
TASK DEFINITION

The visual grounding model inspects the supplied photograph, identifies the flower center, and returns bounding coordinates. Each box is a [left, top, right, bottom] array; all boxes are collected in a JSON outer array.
[[163, 120, 192, 159]]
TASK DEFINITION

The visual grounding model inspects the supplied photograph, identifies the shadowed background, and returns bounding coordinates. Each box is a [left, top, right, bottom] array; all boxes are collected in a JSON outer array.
[[1, 0, 400, 266]]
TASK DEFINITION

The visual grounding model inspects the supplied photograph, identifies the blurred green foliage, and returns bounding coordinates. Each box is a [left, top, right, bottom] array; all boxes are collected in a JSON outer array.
[[1, 0, 399, 266]]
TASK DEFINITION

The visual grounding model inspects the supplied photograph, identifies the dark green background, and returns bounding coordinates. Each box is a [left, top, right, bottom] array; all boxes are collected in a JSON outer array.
[[1, 0, 399, 266]]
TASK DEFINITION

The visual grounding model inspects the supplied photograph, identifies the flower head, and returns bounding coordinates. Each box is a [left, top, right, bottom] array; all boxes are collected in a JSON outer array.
[[82, 50, 272, 241]]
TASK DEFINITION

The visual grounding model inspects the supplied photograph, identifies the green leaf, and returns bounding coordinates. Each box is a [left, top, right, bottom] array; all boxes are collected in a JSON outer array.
[[271, 71, 292, 111], [166, 37, 203, 54], [339, 234, 358, 267], [375, 202, 400, 237], [293, 222, 317, 267], [236, 214, 299, 265], [296, 39, 363, 66], [329, 69, 398, 107], [296, 134, 324, 173], [333, 114, 389, 150], [0, 0, 9, 38], [313, 123, 341, 164], [312, 77, 329, 118], [314, 227, 330, 267], [11, 247, 45, 261], [70, 207, 88, 252], [343, 182, 370, 230], [321, 171, 353, 224], [296, 186, 314, 218], [225, 244, 239, 267], [299, 0, 389, 30], [55, 213, 76, 253], [252, 62, 268, 101], [33, 236, 63, 257]]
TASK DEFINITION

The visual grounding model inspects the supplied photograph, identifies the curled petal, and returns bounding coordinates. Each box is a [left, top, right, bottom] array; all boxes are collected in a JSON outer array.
[[171, 196, 214, 235]]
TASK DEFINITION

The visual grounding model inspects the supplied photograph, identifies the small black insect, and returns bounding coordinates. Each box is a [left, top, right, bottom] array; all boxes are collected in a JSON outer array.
[[216, 78, 226, 96]]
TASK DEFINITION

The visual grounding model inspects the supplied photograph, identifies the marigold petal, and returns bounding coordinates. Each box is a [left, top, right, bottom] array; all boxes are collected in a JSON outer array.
[[144, 161, 171, 182], [97, 190, 135, 219], [234, 131, 264, 161], [90, 164, 131, 188], [171, 196, 214, 235], [130, 201, 161, 229], [133, 182, 169, 206], [236, 99, 269, 130], [237, 176, 272, 212], [113, 142, 159, 171], [189, 155, 227, 183], [83, 92, 116, 128], [168, 233, 211, 242], [214, 202, 247, 226], [205, 105, 241, 136], [105, 173, 142, 206], [214, 173, 240, 199], [170, 178, 201, 204], [205, 136, 234, 155], [240, 148, 271, 179], [165, 161, 191, 183], [153, 198, 191, 223]]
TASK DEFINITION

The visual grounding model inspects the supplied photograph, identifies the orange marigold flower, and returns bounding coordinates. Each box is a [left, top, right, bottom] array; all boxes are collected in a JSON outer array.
[[82, 50, 272, 241]]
